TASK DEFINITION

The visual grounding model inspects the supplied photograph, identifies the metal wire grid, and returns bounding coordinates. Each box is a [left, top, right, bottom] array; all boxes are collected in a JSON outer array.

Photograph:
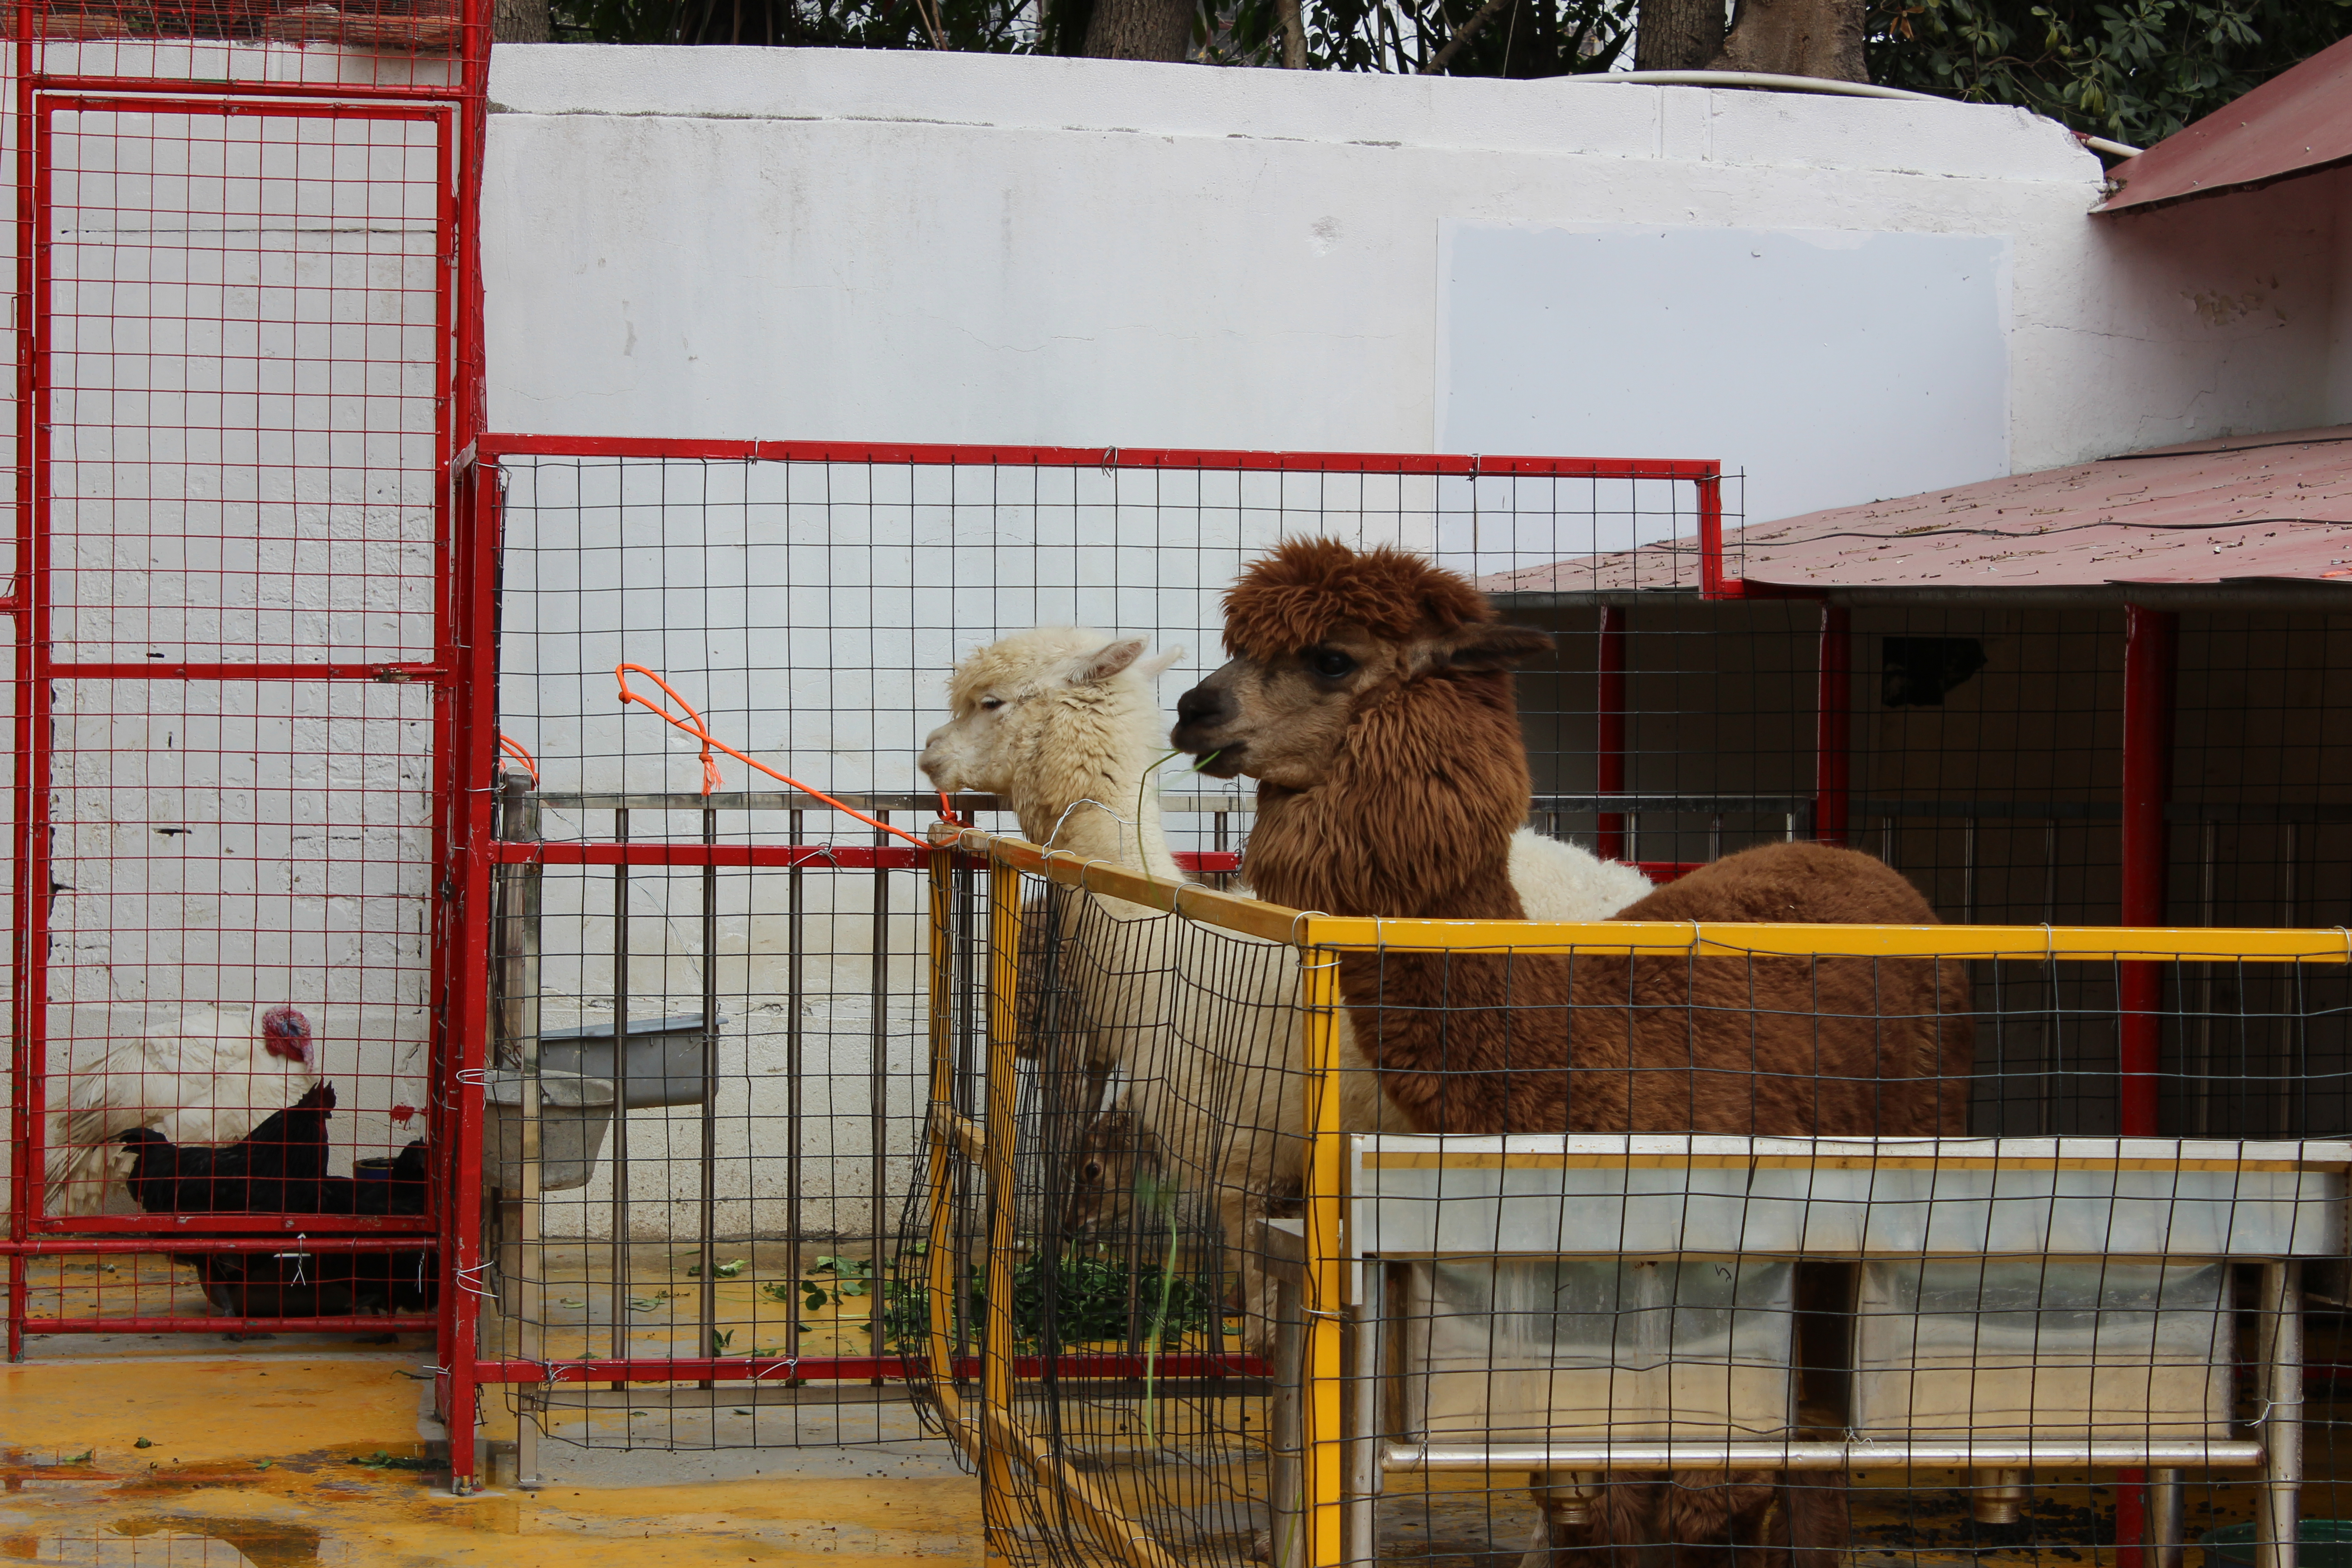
[[477, 446, 1722, 1450], [1507, 602, 2352, 1144], [15, 0, 478, 87], [918, 843, 2347, 1568], [7, 85, 463, 1340]]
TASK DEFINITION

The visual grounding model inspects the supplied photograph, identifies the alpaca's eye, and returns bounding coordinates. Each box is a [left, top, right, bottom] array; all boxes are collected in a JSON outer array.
[[1309, 649, 1355, 679], [979, 697, 1005, 711], [1081, 1161, 1102, 1182]]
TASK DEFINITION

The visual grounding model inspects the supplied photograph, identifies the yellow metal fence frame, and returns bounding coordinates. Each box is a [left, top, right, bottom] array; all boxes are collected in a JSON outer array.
[[918, 823, 2352, 1568]]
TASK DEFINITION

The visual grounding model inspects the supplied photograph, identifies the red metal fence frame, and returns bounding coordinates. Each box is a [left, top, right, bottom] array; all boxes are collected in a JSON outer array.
[[6, 28, 496, 1490], [449, 438, 1727, 1478]]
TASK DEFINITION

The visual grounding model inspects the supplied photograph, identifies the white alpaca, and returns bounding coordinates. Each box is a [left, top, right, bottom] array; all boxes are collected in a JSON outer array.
[[918, 627, 1651, 1324]]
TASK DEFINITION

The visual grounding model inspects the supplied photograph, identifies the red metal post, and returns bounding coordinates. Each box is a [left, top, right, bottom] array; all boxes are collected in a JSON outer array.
[[1595, 607, 1628, 861], [1695, 472, 1726, 598], [1815, 605, 1851, 847], [7, 29, 35, 1363], [2116, 603, 2177, 1568], [2119, 603, 2177, 1133], [436, 456, 501, 1490]]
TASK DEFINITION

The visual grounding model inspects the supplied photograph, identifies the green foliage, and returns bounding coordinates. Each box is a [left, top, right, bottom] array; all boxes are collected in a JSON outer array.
[[1868, 0, 2352, 147], [348, 1450, 440, 1471], [551, 0, 1028, 49], [547, 0, 2352, 130], [1274, 0, 1629, 75], [891, 1245, 1213, 1351]]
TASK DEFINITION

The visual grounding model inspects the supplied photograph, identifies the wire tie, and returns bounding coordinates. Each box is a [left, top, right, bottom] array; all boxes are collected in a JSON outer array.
[[1286, 908, 1330, 949], [1101, 446, 1119, 475], [456, 1069, 491, 1087]]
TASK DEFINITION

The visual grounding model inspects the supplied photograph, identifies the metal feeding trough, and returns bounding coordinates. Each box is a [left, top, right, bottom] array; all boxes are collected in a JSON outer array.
[[1264, 1133, 2352, 1568], [536, 1014, 723, 1108], [485, 1069, 617, 1192]]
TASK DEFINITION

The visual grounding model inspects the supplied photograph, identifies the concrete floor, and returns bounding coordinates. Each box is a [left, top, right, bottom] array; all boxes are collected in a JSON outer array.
[[2, 1329, 983, 1566], [12, 1247, 2349, 1567]]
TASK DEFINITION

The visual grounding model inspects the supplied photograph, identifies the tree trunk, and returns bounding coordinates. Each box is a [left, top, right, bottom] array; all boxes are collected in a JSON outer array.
[[1706, 0, 1864, 81], [1633, 0, 1720, 71], [493, 0, 549, 42], [1083, 0, 1190, 58]]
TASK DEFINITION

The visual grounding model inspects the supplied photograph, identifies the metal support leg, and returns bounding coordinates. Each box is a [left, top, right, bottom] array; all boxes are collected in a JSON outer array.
[[608, 807, 632, 1384], [2148, 1468, 2184, 1568], [2257, 1260, 2303, 1568], [1270, 1272, 1304, 1568], [698, 803, 719, 1387], [1344, 1272, 1379, 1568], [1972, 1469, 2024, 1525]]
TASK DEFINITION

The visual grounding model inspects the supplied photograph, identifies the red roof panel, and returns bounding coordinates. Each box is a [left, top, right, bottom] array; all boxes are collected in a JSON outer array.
[[1481, 426, 2352, 597], [2097, 34, 2352, 214]]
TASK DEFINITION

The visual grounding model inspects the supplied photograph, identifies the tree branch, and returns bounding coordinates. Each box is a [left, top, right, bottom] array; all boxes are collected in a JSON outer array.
[[1417, 0, 1506, 73]]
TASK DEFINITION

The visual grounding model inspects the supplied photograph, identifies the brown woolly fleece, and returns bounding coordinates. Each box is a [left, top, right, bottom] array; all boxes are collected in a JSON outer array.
[[1222, 538, 1494, 659], [1230, 543, 1972, 1139], [1225, 541, 1965, 1567]]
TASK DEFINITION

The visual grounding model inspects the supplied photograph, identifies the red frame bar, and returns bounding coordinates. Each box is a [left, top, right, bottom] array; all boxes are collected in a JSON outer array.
[[50, 662, 447, 681], [22, 76, 472, 104], [493, 842, 1240, 874], [6, 0, 35, 1360], [482, 433, 1722, 482], [1815, 605, 1852, 846], [37, 93, 447, 121], [2115, 603, 2178, 1568], [2118, 603, 2178, 1136], [1696, 473, 1733, 598], [471, 1352, 1267, 1385], [37, 1314, 437, 1333], [1594, 608, 1628, 862], [4, 1235, 436, 1254]]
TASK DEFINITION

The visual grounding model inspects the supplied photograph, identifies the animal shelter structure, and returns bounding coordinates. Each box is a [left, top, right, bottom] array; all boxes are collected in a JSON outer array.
[[5, 19, 2352, 1568], [0, 0, 497, 1436]]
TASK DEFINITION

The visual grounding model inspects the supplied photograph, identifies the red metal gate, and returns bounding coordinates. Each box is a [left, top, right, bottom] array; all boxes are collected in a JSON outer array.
[[4, 11, 492, 1477]]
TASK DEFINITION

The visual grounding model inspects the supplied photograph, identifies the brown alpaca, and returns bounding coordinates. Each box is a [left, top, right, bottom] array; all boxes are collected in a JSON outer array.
[[1171, 539, 1973, 1568]]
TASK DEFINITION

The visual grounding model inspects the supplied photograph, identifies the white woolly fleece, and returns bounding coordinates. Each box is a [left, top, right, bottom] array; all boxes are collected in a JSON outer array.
[[1507, 828, 1654, 922]]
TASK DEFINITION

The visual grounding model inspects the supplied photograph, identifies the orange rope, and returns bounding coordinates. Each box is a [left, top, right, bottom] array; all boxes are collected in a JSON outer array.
[[615, 664, 931, 850], [497, 733, 540, 786]]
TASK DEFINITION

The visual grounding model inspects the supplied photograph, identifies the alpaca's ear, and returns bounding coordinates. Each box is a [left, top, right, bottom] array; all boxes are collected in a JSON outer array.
[[1435, 623, 1556, 672], [1070, 638, 1148, 685], [1135, 645, 1186, 682]]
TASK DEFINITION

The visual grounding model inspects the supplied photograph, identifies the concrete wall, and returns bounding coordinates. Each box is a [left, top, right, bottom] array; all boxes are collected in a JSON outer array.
[[483, 47, 2342, 508]]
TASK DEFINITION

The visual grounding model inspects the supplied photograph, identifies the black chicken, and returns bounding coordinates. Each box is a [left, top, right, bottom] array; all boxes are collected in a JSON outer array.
[[118, 1082, 336, 1212], [118, 1086, 432, 1218]]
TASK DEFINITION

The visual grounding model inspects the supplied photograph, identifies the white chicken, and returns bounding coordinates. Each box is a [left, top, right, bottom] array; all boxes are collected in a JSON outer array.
[[44, 1005, 320, 1216]]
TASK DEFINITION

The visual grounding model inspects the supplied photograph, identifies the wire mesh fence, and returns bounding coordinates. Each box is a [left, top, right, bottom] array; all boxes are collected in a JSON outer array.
[[6, 40, 476, 1348], [910, 833, 2349, 1568], [473, 442, 1723, 1455]]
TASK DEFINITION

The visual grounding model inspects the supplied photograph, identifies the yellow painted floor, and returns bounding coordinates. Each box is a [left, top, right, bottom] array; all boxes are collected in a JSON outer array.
[[2, 1338, 985, 1567], [15, 1247, 2352, 1568]]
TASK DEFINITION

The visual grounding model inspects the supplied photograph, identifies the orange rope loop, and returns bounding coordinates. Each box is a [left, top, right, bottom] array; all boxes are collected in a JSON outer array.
[[614, 663, 930, 849], [496, 733, 540, 786], [616, 664, 724, 795]]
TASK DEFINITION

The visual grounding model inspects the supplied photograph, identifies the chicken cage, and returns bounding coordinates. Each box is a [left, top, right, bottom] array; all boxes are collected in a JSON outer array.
[[0, 0, 494, 1417]]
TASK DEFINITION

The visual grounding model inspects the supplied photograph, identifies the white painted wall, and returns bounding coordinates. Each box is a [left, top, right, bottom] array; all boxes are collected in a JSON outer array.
[[482, 47, 2340, 516], [473, 52, 2352, 1235]]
